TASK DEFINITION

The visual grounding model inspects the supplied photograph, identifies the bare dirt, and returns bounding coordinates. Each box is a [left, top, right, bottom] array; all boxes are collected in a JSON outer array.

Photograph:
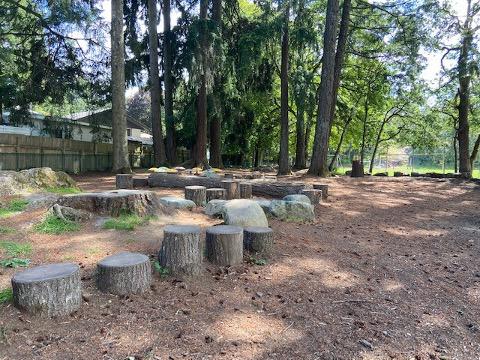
[[0, 173, 479, 360]]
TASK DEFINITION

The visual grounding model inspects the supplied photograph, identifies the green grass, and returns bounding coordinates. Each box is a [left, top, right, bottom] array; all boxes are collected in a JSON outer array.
[[46, 186, 81, 194], [0, 288, 13, 304], [0, 199, 29, 218], [334, 166, 480, 178], [0, 241, 32, 257], [0, 226, 15, 234], [103, 214, 155, 231], [34, 215, 80, 235], [0, 258, 30, 268], [153, 260, 170, 277]]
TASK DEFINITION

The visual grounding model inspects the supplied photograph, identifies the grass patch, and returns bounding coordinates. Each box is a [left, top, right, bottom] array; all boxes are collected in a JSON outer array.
[[0, 288, 13, 305], [0, 199, 29, 218], [46, 186, 81, 194], [153, 260, 170, 277], [0, 241, 32, 257], [35, 215, 80, 235], [0, 258, 30, 268], [0, 226, 15, 234], [103, 214, 155, 231]]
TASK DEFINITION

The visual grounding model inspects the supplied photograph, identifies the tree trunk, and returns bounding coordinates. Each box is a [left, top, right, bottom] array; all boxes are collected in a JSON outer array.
[[360, 98, 368, 165], [0, 101, 3, 125], [369, 118, 386, 174], [148, 0, 167, 166], [470, 134, 480, 169], [209, 0, 223, 168], [111, 0, 131, 173], [307, 0, 340, 176], [163, 0, 177, 165], [328, 115, 352, 171], [454, 134, 458, 173], [304, 107, 315, 164], [194, 0, 209, 167], [278, 1, 290, 175]]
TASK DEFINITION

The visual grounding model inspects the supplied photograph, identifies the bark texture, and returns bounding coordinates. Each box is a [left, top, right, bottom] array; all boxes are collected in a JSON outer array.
[[221, 180, 239, 200], [111, 0, 131, 173], [206, 188, 226, 202], [278, 1, 290, 175], [351, 160, 364, 178], [239, 183, 252, 199], [116, 174, 133, 189], [206, 225, 243, 266], [184, 186, 207, 206], [243, 227, 274, 257], [312, 183, 329, 199], [12, 263, 81, 317], [301, 189, 322, 205], [96, 252, 151, 295], [159, 225, 202, 277], [57, 190, 164, 216]]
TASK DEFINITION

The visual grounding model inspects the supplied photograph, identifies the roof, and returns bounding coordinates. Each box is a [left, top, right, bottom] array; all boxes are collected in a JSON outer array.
[[66, 108, 150, 132]]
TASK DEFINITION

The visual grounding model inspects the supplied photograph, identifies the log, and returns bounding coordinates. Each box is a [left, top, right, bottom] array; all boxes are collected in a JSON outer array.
[[57, 190, 165, 217], [301, 189, 322, 205], [312, 184, 329, 199], [222, 180, 239, 200], [206, 225, 243, 266], [184, 186, 207, 206], [351, 160, 364, 178], [243, 227, 274, 257], [206, 188, 227, 202], [12, 263, 81, 317], [96, 252, 151, 295], [159, 225, 202, 277], [148, 173, 306, 198], [116, 174, 133, 189], [239, 183, 252, 199]]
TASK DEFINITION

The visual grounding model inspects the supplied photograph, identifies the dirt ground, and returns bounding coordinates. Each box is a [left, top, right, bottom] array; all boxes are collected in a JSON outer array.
[[1, 173, 480, 360]]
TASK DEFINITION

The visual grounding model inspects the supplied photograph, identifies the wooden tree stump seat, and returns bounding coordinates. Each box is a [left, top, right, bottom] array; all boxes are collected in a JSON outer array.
[[185, 186, 207, 206], [159, 225, 202, 277], [312, 183, 329, 199], [12, 263, 81, 317], [239, 183, 253, 199], [221, 180, 239, 200], [243, 226, 274, 257], [206, 188, 227, 202], [206, 225, 243, 266], [224, 173, 234, 179], [97, 252, 151, 295], [116, 174, 133, 189], [301, 189, 322, 205]]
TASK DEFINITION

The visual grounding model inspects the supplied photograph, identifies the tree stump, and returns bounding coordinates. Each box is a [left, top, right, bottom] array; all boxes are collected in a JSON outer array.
[[97, 252, 151, 295], [312, 184, 329, 199], [133, 177, 149, 188], [224, 173, 234, 179], [244, 227, 274, 257], [239, 183, 253, 199], [184, 186, 207, 206], [159, 225, 202, 277], [351, 160, 364, 178], [116, 174, 133, 189], [301, 189, 322, 205], [221, 180, 239, 200], [206, 225, 243, 266], [12, 263, 81, 317], [206, 188, 227, 202]]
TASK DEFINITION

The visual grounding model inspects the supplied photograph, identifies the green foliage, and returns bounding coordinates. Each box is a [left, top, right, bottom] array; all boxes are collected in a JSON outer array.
[[153, 261, 170, 277], [0, 288, 13, 305], [0, 199, 29, 218], [246, 256, 267, 266], [0, 258, 31, 268], [103, 214, 155, 231], [0, 226, 15, 234], [35, 216, 80, 235], [0, 241, 32, 257]]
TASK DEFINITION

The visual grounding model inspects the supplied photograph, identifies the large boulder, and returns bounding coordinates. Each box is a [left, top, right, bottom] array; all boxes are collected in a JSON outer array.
[[268, 200, 315, 222], [253, 198, 272, 213], [0, 168, 77, 196], [159, 196, 195, 210], [283, 194, 311, 204], [222, 199, 268, 228], [205, 199, 227, 216]]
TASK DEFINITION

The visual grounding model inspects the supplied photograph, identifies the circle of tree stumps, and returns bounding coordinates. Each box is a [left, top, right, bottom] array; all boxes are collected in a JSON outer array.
[[159, 225, 202, 277], [185, 186, 207, 206], [206, 225, 244, 266], [12, 263, 82, 317], [96, 252, 151, 295]]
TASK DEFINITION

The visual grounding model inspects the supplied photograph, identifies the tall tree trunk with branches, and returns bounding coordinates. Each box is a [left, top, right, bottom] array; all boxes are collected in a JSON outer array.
[[278, 0, 290, 175], [147, 0, 166, 166], [111, 0, 131, 173]]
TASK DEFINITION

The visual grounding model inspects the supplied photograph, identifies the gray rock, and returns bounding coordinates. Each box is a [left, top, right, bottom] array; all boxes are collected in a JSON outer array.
[[159, 196, 195, 210], [268, 200, 315, 222], [283, 194, 312, 204], [205, 199, 227, 216], [222, 199, 268, 228], [253, 198, 272, 214]]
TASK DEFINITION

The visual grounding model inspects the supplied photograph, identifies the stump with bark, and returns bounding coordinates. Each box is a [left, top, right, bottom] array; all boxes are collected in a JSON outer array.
[[351, 160, 364, 178], [224, 173, 234, 179], [243, 227, 274, 257], [301, 189, 322, 205], [221, 180, 239, 200], [206, 188, 226, 202], [312, 184, 329, 199], [239, 183, 253, 199], [133, 177, 149, 188], [159, 225, 202, 277], [184, 186, 207, 206], [57, 190, 164, 217], [116, 174, 133, 189], [206, 225, 243, 266], [96, 252, 151, 295], [12, 263, 81, 317]]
